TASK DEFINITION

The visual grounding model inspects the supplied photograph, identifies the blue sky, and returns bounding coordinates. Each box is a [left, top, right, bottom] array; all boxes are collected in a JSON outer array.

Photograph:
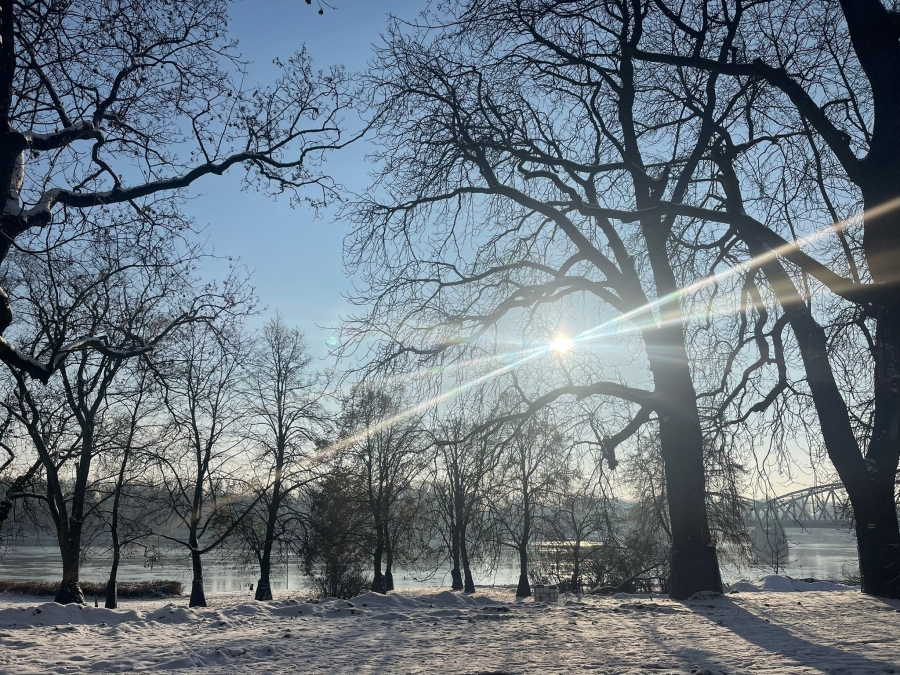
[[180, 1, 427, 356]]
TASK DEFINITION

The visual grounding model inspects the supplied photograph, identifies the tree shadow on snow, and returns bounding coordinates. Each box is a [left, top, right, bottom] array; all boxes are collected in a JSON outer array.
[[673, 597, 900, 674]]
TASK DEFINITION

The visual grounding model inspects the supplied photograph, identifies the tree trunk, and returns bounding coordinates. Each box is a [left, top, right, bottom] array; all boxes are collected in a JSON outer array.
[[450, 509, 463, 590], [254, 518, 275, 602], [641, 220, 723, 600], [515, 543, 530, 598], [371, 535, 385, 594], [463, 567, 476, 594], [384, 539, 395, 592], [189, 548, 206, 608], [255, 576, 273, 602], [658, 397, 723, 599], [856, 247, 900, 598], [852, 480, 900, 597], [840, 0, 900, 599], [256, 452, 285, 601], [54, 429, 93, 605], [105, 533, 120, 609], [460, 521, 475, 593], [55, 535, 84, 605]]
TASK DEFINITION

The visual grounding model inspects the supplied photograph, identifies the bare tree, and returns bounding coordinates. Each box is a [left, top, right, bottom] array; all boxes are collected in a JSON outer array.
[[486, 415, 566, 598], [241, 314, 330, 601], [97, 360, 165, 608], [0, 0, 356, 381], [0, 220, 236, 604], [628, 0, 900, 599], [339, 384, 425, 593], [428, 399, 501, 592], [342, 0, 745, 597], [538, 449, 614, 594], [153, 319, 256, 608]]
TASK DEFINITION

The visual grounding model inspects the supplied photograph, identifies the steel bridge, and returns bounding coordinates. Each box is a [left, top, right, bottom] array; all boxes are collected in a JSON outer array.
[[709, 483, 853, 567], [743, 483, 851, 530]]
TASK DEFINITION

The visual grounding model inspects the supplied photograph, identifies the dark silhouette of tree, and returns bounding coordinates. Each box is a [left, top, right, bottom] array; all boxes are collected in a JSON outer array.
[[0, 222, 238, 604], [629, 0, 900, 599], [338, 384, 425, 593], [242, 315, 330, 601], [429, 403, 501, 593], [299, 470, 371, 599], [153, 320, 256, 608], [538, 451, 614, 594], [486, 415, 566, 598], [97, 361, 166, 608]]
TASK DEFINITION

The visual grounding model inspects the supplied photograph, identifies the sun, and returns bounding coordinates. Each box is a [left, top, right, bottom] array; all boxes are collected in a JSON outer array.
[[549, 334, 574, 354]]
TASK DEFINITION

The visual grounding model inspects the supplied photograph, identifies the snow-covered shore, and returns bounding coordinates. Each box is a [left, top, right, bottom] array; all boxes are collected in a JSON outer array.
[[0, 577, 897, 674]]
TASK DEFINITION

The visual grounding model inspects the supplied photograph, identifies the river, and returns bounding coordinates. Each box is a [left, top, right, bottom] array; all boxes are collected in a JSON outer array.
[[0, 527, 860, 594]]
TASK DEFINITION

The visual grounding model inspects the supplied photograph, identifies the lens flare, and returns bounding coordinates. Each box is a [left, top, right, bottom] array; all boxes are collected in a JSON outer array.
[[281, 196, 900, 476], [550, 334, 574, 353]]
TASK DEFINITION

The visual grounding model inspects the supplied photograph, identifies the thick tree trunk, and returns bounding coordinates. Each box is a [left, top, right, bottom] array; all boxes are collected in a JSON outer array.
[[255, 576, 273, 601], [660, 419, 722, 600], [55, 538, 84, 605], [515, 544, 530, 598], [645, 333, 722, 599], [639, 207, 722, 599], [839, 0, 900, 599], [371, 536, 386, 594], [54, 429, 94, 605], [255, 531, 275, 600], [852, 479, 900, 596], [189, 548, 206, 608], [255, 527, 275, 601], [54, 510, 84, 605], [856, 191, 900, 598], [463, 567, 476, 594], [256, 456, 284, 602]]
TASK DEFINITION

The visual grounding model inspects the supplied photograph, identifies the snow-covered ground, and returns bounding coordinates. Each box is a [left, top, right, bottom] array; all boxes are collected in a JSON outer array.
[[0, 576, 897, 674]]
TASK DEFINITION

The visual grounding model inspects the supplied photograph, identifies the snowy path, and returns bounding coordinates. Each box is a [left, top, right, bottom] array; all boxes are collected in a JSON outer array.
[[1, 580, 899, 674]]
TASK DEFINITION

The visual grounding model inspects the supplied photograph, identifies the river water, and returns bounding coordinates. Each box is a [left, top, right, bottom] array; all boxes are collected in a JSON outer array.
[[0, 527, 859, 594]]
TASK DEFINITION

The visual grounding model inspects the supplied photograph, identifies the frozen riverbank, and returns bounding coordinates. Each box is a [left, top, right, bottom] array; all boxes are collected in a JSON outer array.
[[0, 577, 896, 674]]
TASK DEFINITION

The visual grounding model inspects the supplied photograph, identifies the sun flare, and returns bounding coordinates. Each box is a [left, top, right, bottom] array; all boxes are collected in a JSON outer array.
[[549, 334, 574, 354]]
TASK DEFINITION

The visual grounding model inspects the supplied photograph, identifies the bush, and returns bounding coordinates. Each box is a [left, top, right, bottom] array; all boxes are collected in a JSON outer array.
[[299, 472, 372, 599]]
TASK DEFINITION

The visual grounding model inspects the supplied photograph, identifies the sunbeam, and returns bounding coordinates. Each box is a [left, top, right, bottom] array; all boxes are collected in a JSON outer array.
[[570, 197, 898, 348], [297, 196, 900, 473]]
